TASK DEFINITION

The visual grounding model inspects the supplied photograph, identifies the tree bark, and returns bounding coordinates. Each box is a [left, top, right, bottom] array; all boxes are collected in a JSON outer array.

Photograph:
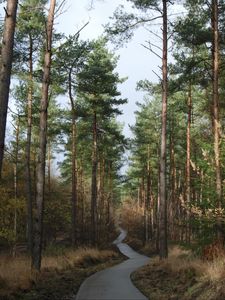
[[212, 0, 222, 210], [145, 146, 151, 243], [26, 34, 34, 254], [91, 111, 98, 245], [107, 162, 112, 235], [32, 0, 56, 271], [13, 116, 20, 257], [159, 0, 168, 259], [69, 69, 78, 247], [80, 162, 85, 240], [0, 0, 18, 179], [186, 85, 192, 243], [47, 140, 51, 193], [168, 120, 176, 240]]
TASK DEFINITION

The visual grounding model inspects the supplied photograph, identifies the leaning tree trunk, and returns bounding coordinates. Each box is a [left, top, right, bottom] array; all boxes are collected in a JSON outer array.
[[32, 0, 56, 271], [158, 0, 168, 259], [0, 0, 18, 179]]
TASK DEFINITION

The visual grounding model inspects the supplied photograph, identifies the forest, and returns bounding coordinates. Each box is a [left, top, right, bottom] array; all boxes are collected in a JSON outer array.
[[0, 0, 224, 299]]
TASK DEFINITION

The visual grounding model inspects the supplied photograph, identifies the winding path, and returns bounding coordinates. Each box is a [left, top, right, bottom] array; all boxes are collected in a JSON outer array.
[[75, 228, 149, 300]]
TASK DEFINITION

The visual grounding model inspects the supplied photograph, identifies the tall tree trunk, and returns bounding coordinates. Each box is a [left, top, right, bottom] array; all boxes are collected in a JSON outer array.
[[33, 140, 37, 202], [145, 146, 151, 243], [100, 157, 106, 242], [212, 0, 222, 220], [0, 0, 18, 179], [32, 0, 56, 271], [13, 116, 20, 257], [186, 85, 192, 243], [91, 111, 98, 245], [80, 162, 85, 240], [168, 120, 176, 240], [47, 140, 51, 193], [159, 0, 168, 259], [107, 161, 112, 240], [26, 34, 34, 254], [69, 69, 78, 247]]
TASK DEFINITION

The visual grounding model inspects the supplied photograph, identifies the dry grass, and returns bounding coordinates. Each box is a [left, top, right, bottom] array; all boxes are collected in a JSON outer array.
[[0, 254, 33, 291], [160, 246, 206, 276], [132, 245, 225, 300], [0, 247, 119, 299], [41, 248, 118, 270], [203, 256, 225, 283]]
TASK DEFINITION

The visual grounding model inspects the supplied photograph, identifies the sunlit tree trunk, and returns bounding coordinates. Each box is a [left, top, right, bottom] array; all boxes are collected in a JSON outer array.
[[0, 0, 18, 178], [32, 0, 56, 271]]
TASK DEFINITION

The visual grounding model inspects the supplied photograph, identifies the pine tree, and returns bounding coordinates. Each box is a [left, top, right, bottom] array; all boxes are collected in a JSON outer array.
[[0, 0, 18, 178], [77, 39, 127, 244]]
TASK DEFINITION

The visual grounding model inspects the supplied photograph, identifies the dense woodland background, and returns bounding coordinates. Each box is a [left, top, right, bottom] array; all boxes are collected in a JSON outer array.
[[0, 0, 224, 280]]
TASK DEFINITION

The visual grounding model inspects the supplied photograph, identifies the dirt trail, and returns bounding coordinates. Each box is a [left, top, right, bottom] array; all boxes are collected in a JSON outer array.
[[75, 228, 149, 300]]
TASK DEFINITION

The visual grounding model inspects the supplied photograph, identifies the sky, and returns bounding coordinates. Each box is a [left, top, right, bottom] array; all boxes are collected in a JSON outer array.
[[55, 0, 161, 137], [0, 0, 169, 174]]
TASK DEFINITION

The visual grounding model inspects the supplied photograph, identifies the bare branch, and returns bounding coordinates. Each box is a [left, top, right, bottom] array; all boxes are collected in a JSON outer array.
[[55, 21, 89, 52], [117, 15, 163, 35], [8, 107, 25, 118], [152, 70, 162, 81], [9, 121, 18, 131], [147, 40, 162, 52], [3, 7, 9, 17], [55, 0, 67, 16], [4, 148, 16, 160], [73, 21, 89, 38], [145, 27, 163, 41], [141, 43, 162, 60], [168, 32, 173, 41], [87, 0, 94, 11]]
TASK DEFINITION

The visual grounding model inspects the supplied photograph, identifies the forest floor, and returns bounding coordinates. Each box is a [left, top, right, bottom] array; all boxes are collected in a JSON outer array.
[[132, 244, 225, 300], [0, 246, 124, 300]]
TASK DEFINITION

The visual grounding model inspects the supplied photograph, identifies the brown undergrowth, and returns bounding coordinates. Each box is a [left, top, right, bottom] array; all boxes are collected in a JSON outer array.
[[132, 245, 225, 300], [0, 247, 122, 300]]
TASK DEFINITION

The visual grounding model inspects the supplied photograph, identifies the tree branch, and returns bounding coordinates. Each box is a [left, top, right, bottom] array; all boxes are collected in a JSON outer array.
[[147, 40, 162, 52], [116, 15, 162, 34], [55, 0, 67, 16], [145, 27, 163, 41], [152, 70, 162, 81], [141, 43, 162, 60]]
